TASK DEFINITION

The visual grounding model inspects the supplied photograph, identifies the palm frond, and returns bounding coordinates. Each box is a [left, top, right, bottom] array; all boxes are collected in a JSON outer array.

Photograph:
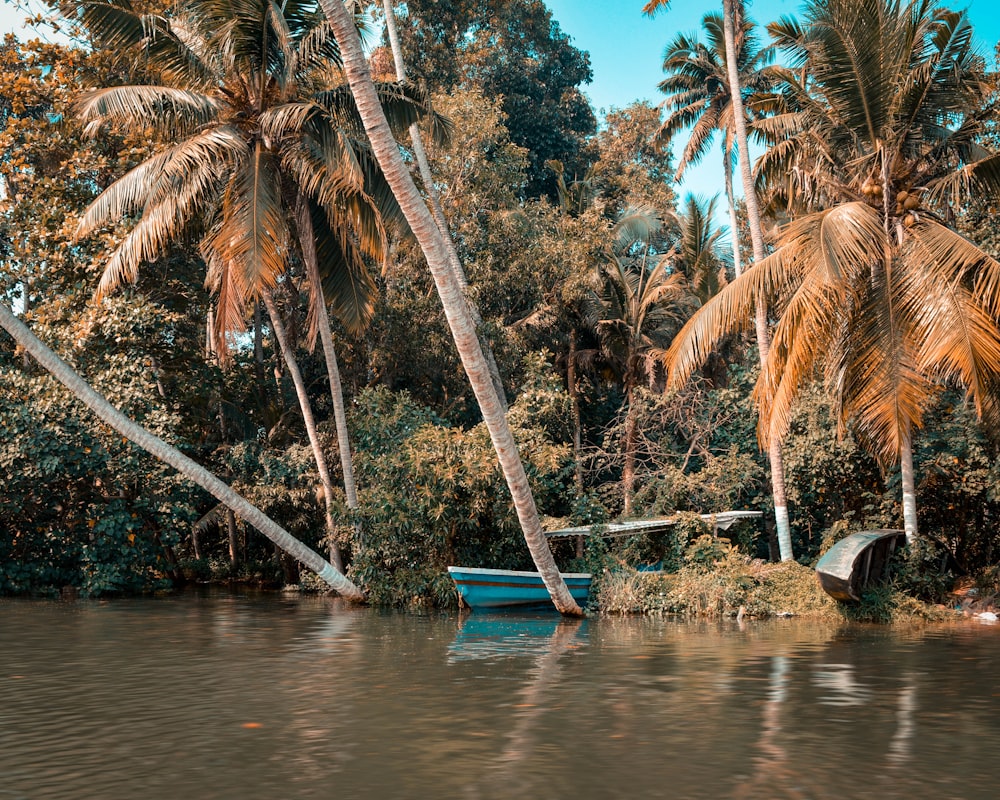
[[75, 86, 220, 137], [664, 247, 798, 389], [311, 200, 377, 336], [833, 258, 932, 466], [78, 126, 242, 238], [211, 142, 289, 299]]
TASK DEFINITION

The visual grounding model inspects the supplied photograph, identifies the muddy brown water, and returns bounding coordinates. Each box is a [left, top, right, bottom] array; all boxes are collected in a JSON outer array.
[[1, 591, 998, 799]]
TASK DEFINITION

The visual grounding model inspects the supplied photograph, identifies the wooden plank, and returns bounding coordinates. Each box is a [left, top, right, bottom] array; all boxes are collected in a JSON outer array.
[[544, 510, 762, 540]]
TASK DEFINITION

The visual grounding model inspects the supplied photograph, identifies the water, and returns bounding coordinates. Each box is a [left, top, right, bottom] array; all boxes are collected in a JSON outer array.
[[1, 592, 999, 799]]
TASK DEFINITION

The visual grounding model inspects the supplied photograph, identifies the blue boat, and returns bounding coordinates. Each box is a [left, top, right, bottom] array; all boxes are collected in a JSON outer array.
[[447, 566, 592, 611]]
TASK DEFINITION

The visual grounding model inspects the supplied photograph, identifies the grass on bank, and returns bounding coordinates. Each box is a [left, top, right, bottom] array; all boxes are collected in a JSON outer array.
[[593, 534, 957, 623]]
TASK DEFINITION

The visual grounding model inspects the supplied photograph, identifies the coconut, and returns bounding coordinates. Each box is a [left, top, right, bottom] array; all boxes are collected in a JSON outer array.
[[896, 189, 910, 203], [903, 194, 919, 211]]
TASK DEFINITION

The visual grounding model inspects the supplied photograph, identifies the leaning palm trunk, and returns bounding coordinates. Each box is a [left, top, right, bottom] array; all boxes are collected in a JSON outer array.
[[295, 195, 363, 548], [0, 303, 364, 599], [322, 0, 582, 615], [722, 0, 793, 561], [380, 0, 508, 411], [262, 291, 346, 574]]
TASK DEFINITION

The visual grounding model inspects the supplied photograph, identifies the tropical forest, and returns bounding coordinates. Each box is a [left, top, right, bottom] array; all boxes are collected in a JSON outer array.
[[3, 0, 1000, 624]]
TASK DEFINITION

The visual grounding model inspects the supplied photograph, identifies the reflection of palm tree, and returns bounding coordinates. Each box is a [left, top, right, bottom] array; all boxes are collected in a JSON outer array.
[[320, 0, 583, 614], [668, 0, 1000, 545], [481, 619, 584, 792], [733, 654, 824, 800], [887, 672, 917, 766]]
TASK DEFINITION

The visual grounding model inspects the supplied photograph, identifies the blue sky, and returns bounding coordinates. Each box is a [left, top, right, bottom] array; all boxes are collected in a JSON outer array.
[[546, 0, 1000, 204]]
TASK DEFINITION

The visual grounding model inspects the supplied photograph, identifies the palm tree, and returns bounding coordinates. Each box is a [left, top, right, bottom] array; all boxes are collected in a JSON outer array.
[[646, 0, 794, 560], [588, 207, 691, 515], [0, 302, 364, 599], [318, 0, 584, 615], [70, 0, 441, 567], [669, 194, 731, 307], [666, 0, 1000, 545], [719, 0, 794, 561], [655, 8, 770, 279]]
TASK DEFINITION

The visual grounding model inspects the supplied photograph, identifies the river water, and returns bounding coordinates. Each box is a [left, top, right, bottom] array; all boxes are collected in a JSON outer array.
[[1, 591, 998, 799]]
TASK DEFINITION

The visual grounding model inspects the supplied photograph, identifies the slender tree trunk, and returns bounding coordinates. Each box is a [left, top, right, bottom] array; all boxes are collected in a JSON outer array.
[[568, 330, 584, 493], [21, 280, 31, 370], [262, 291, 346, 574], [622, 384, 638, 517], [192, 525, 203, 560], [253, 302, 265, 381], [724, 155, 743, 277], [381, 0, 508, 411], [569, 332, 585, 558], [226, 508, 240, 568], [295, 194, 363, 548], [0, 302, 364, 599], [722, 0, 793, 561], [900, 424, 918, 544], [206, 304, 216, 358], [322, 0, 581, 615]]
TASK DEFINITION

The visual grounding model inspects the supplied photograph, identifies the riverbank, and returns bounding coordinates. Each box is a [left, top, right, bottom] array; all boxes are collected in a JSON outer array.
[[121, 535, 1000, 624], [594, 554, 973, 624]]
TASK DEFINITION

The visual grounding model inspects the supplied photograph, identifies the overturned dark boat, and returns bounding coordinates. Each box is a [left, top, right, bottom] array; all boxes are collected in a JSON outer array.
[[815, 529, 906, 601]]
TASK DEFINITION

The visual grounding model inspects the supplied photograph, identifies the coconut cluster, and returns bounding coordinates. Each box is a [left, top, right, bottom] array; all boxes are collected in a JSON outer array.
[[860, 179, 921, 226]]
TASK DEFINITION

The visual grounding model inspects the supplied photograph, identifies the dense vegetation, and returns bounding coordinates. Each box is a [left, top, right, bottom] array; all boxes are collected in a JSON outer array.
[[2, 0, 1000, 615]]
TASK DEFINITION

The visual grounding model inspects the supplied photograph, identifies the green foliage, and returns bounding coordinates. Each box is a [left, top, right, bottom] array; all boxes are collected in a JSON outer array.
[[347, 378, 580, 607], [0, 38, 217, 596], [394, 0, 596, 199], [0, 366, 198, 596], [781, 386, 889, 560], [605, 381, 767, 525]]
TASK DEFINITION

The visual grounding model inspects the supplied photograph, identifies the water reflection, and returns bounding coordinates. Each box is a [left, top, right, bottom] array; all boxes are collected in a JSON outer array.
[[461, 617, 584, 798], [888, 672, 917, 766], [3, 597, 1000, 799], [447, 614, 579, 662]]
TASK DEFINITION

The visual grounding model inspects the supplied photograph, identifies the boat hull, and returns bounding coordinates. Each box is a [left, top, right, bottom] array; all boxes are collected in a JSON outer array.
[[815, 529, 905, 601], [447, 566, 592, 610]]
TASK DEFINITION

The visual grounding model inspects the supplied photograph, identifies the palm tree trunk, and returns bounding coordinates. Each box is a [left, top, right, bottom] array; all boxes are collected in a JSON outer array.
[[226, 508, 240, 568], [295, 195, 363, 548], [622, 384, 638, 517], [723, 155, 743, 277], [900, 424, 918, 544], [722, 0, 793, 561], [568, 331, 585, 558], [322, 0, 582, 615], [0, 302, 364, 600], [205, 304, 216, 358], [381, 0, 508, 411], [568, 330, 584, 493], [261, 291, 346, 575]]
